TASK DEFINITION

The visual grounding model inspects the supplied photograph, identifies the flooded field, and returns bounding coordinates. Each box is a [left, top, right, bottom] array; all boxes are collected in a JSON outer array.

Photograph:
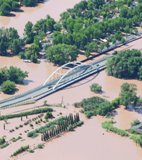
[[0, 0, 81, 36], [13, 116, 142, 160]]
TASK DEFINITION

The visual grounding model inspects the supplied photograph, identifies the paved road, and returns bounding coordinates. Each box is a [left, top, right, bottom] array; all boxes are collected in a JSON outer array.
[[0, 56, 109, 108]]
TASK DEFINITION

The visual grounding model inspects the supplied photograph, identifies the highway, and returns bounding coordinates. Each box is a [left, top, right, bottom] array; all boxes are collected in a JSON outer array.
[[1, 31, 142, 108], [0, 56, 109, 108]]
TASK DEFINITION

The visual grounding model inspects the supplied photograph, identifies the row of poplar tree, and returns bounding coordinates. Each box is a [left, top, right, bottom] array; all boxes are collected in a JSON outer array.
[[41, 113, 80, 141]]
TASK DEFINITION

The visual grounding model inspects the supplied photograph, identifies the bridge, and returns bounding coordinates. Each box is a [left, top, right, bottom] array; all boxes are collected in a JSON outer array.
[[0, 56, 111, 108]]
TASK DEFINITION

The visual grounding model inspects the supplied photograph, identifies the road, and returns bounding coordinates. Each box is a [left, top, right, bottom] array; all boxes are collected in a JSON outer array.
[[1, 31, 142, 108], [0, 57, 109, 108]]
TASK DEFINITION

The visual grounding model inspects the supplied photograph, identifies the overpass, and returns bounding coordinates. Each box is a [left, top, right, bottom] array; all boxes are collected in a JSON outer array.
[[0, 56, 111, 108]]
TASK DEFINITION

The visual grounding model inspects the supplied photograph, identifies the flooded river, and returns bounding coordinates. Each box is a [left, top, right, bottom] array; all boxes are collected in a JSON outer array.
[[0, 0, 81, 36], [0, 1, 142, 159]]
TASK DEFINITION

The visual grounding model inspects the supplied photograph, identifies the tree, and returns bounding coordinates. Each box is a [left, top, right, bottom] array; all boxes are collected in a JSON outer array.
[[24, 21, 34, 43], [1, 80, 17, 94], [44, 112, 53, 120], [119, 83, 138, 107], [46, 44, 78, 65], [8, 66, 28, 84]]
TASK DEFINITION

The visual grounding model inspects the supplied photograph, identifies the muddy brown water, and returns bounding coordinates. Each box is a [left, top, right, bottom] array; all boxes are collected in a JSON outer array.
[[0, 1, 142, 159], [0, 0, 81, 36]]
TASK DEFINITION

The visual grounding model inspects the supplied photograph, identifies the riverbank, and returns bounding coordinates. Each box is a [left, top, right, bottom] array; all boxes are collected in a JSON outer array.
[[0, 0, 81, 36]]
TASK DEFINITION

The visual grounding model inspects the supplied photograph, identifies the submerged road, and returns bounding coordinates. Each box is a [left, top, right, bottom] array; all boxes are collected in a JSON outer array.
[[0, 56, 110, 108]]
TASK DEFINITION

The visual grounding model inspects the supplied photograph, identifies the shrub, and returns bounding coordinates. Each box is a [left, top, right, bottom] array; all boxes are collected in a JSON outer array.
[[44, 112, 54, 120], [0, 138, 5, 145], [90, 83, 102, 93], [37, 144, 44, 149], [131, 119, 141, 127], [12, 145, 29, 156]]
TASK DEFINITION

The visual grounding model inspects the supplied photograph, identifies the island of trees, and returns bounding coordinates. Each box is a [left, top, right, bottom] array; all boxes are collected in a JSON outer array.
[[0, 66, 28, 94], [0, 0, 44, 16]]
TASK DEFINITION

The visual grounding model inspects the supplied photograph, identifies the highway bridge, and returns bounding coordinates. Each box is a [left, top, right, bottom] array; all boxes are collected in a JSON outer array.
[[0, 56, 111, 108]]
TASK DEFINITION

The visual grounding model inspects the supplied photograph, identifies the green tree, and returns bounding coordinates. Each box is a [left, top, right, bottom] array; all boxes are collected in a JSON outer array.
[[46, 44, 78, 65], [119, 83, 138, 107], [1, 80, 17, 94], [24, 21, 34, 43]]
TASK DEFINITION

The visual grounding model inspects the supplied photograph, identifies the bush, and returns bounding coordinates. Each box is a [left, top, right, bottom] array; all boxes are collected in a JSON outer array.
[[37, 144, 44, 149], [12, 145, 29, 156], [131, 119, 141, 127], [0, 138, 5, 145], [90, 83, 102, 93], [27, 132, 38, 138], [44, 112, 54, 120]]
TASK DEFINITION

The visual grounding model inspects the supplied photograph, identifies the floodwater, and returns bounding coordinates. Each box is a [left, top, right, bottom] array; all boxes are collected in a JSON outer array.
[[0, 57, 59, 100], [17, 116, 142, 160], [0, 0, 81, 36], [0, 1, 142, 159]]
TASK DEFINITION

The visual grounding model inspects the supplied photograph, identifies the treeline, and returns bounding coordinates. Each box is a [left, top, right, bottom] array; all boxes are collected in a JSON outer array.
[[107, 49, 142, 80], [0, 0, 44, 16], [41, 113, 82, 141], [0, 107, 53, 120], [28, 114, 83, 138]]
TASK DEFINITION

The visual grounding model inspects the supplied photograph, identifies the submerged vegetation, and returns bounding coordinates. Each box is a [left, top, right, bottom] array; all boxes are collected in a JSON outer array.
[[74, 96, 116, 118], [102, 121, 129, 137], [90, 83, 102, 93], [102, 120, 142, 147]]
